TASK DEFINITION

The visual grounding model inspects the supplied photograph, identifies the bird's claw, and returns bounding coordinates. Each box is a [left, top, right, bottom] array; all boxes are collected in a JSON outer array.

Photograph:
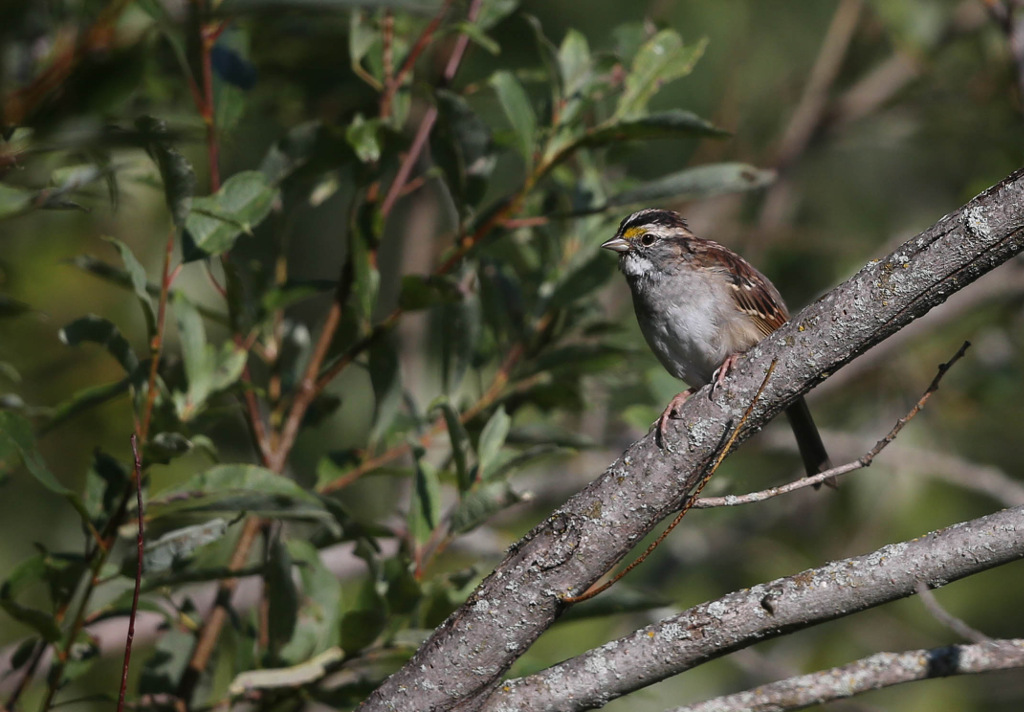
[[709, 353, 740, 401], [655, 389, 694, 451]]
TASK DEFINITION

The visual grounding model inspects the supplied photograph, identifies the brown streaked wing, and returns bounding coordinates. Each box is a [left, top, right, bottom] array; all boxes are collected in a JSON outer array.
[[724, 252, 789, 337]]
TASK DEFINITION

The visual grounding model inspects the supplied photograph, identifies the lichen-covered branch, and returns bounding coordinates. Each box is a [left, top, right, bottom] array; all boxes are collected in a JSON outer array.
[[486, 505, 1024, 711]]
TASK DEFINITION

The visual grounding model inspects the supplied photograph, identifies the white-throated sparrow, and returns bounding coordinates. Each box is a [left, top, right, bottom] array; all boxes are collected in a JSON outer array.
[[602, 208, 831, 479]]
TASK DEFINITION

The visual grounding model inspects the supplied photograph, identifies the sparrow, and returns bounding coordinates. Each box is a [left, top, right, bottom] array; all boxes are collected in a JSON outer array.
[[602, 208, 832, 480]]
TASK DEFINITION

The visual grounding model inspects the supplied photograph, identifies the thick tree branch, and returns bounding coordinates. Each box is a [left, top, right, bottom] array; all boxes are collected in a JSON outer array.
[[673, 639, 1024, 712], [356, 169, 1024, 712], [487, 506, 1024, 712]]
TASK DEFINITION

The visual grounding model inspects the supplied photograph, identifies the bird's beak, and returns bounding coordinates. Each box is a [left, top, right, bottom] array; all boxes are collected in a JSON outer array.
[[601, 236, 630, 253]]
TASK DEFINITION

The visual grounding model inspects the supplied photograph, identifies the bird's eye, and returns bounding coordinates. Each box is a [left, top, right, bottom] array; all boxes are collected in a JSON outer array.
[[640, 233, 656, 247]]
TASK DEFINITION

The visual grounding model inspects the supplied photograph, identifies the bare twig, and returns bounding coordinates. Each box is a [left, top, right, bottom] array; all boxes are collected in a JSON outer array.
[[757, 0, 863, 234], [564, 361, 778, 603], [138, 226, 177, 442], [175, 516, 263, 705], [771, 430, 1024, 507], [379, 1, 456, 120], [914, 581, 992, 644], [379, 0, 480, 218], [774, 0, 864, 171], [673, 639, 1024, 712], [984, 0, 1024, 108], [694, 342, 971, 509], [194, 0, 221, 191], [116, 435, 145, 712]]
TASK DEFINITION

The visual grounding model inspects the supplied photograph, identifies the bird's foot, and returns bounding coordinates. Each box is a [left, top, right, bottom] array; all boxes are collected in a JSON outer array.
[[657, 389, 695, 450], [709, 353, 741, 400]]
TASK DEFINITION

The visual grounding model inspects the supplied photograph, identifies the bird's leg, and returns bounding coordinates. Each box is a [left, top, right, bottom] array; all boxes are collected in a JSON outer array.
[[709, 353, 741, 400], [657, 388, 695, 447]]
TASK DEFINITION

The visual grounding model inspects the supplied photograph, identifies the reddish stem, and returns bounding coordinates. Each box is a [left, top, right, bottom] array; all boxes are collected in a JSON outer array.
[[138, 226, 177, 442], [116, 435, 145, 712]]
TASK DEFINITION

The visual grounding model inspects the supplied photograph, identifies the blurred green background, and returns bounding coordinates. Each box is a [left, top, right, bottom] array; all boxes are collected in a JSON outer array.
[[2, 0, 1023, 710]]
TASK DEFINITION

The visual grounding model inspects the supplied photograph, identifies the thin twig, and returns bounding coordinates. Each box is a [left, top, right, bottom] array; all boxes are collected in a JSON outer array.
[[695, 341, 971, 509], [564, 361, 779, 604], [379, 0, 481, 218], [175, 516, 263, 705], [116, 435, 145, 712], [196, 0, 221, 192], [138, 226, 177, 442], [380, 1, 454, 119], [915, 581, 992, 644]]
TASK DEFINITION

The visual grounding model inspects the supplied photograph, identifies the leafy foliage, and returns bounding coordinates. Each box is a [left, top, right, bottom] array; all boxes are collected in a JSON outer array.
[[2, 1, 1018, 712]]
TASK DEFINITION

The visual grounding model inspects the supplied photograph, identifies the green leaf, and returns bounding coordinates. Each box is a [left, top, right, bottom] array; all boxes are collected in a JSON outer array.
[[139, 626, 193, 695], [559, 29, 592, 100], [525, 15, 562, 106], [477, 406, 510, 479], [143, 519, 229, 573], [340, 607, 387, 655], [547, 251, 618, 310], [0, 412, 92, 526], [266, 537, 299, 657], [224, 0, 442, 13], [438, 288, 481, 395], [183, 171, 278, 261], [525, 343, 627, 377], [349, 10, 377, 65], [84, 450, 129, 531], [0, 183, 34, 220], [407, 457, 441, 545], [449, 21, 501, 56], [476, 0, 519, 30], [213, 28, 251, 133], [349, 206, 381, 323], [345, 114, 382, 163], [40, 379, 130, 435], [582, 109, 727, 149], [397, 274, 463, 311], [58, 315, 140, 376], [0, 556, 64, 642], [55, 631, 100, 687], [144, 432, 193, 465], [0, 294, 33, 319], [279, 540, 342, 661], [104, 238, 157, 337], [605, 163, 776, 208], [380, 560, 418, 617], [431, 90, 495, 211], [614, 32, 708, 120], [433, 400, 473, 492], [148, 465, 340, 534], [368, 335, 402, 444], [0, 597, 63, 642], [450, 481, 525, 534], [172, 293, 248, 420], [0, 553, 88, 643], [489, 71, 537, 167], [135, 116, 196, 228]]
